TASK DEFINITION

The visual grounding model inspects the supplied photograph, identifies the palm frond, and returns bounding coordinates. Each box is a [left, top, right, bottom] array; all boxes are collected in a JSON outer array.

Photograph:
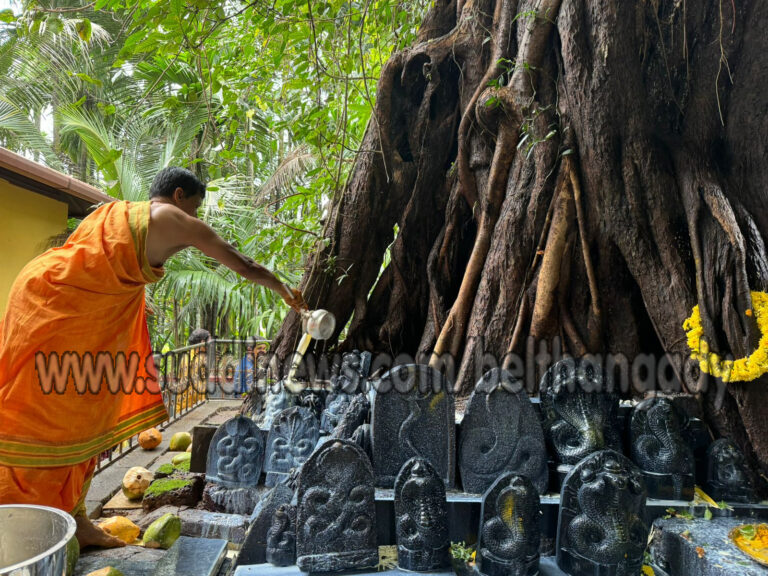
[[258, 144, 314, 201]]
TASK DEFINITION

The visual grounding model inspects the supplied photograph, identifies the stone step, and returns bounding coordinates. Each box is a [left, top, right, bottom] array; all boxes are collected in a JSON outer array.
[[153, 536, 228, 576]]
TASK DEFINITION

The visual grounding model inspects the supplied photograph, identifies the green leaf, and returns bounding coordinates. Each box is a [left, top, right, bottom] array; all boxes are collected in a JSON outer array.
[[97, 148, 123, 169], [73, 72, 102, 86], [0, 9, 16, 23], [76, 18, 92, 43], [703, 508, 712, 521]]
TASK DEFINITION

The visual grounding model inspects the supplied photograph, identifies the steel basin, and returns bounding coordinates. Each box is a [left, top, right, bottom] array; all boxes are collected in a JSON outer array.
[[0, 505, 76, 576]]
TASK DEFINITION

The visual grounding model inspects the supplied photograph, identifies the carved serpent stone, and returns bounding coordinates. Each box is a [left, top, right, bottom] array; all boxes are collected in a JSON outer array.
[[395, 458, 450, 571], [706, 438, 756, 503], [630, 397, 694, 500], [557, 450, 649, 576], [266, 503, 296, 567], [459, 368, 548, 494], [478, 473, 541, 576], [542, 359, 621, 465]]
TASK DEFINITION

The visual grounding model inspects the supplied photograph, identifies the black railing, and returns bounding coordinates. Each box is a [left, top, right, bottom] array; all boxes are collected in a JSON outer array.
[[94, 338, 268, 474]]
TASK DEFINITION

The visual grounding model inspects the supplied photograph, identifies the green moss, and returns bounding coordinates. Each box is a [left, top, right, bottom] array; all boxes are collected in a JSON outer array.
[[144, 478, 191, 498], [156, 463, 174, 476], [174, 459, 190, 472]]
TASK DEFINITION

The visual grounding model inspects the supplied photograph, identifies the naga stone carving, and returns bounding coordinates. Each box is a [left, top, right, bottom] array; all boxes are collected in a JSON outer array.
[[331, 350, 373, 393], [630, 397, 695, 500], [706, 438, 756, 503], [557, 450, 649, 576], [541, 358, 621, 465], [235, 484, 294, 567], [266, 503, 297, 567], [477, 473, 541, 576], [264, 406, 320, 487], [331, 393, 370, 440], [394, 458, 450, 571], [321, 392, 352, 433], [372, 364, 455, 488], [205, 416, 265, 488], [260, 384, 296, 429], [296, 439, 378, 572], [460, 368, 548, 494]]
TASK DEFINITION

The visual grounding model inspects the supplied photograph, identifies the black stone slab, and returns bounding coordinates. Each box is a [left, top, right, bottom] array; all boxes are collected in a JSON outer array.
[[296, 439, 378, 573], [541, 358, 621, 465], [190, 425, 218, 474], [477, 473, 540, 576], [235, 484, 295, 568], [371, 364, 455, 488], [630, 397, 695, 501], [460, 369, 548, 495]]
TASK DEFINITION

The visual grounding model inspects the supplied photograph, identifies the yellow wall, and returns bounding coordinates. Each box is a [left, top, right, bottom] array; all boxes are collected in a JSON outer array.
[[0, 178, 68, 315]]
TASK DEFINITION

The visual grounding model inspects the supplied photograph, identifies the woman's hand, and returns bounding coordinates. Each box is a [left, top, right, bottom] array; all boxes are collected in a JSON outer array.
[[282, 286, 308, 313]]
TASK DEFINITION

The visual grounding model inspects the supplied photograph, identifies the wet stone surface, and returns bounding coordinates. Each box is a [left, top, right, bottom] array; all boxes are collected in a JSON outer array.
[[130, 505, 249, 545], [75, 546, 165, 576], [152, 536, 228, 576], [650, 516, 768, 576]]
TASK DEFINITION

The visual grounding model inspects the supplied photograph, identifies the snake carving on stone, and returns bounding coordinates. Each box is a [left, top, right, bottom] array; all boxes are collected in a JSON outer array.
[[706, 438, 755, 502], [542, 359, 620, 465], [564, 453, 648, 573], [460, 369, 548, 494], [478, 473, 540, 576], [266, 503, 296, 567], [631, 398, 694, 499]]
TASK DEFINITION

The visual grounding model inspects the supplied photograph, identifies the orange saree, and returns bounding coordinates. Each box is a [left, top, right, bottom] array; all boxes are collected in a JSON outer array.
[[0, 201, 168, 512]]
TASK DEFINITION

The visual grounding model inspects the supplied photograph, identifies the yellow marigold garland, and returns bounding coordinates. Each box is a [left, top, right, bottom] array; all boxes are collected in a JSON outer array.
[[683, 291, 768, 382]]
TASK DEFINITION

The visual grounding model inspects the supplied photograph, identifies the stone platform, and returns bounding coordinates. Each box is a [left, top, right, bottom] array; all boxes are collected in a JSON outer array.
[[233, 557, 569, 575], [650, 516, 768, 575]]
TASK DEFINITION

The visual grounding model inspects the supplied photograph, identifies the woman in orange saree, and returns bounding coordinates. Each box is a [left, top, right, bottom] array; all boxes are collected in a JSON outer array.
[[0, 199, 167, 547], [0, 166, 306, 548]]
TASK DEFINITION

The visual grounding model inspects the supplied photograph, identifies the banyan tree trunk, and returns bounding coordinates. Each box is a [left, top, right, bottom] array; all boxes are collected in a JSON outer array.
[[269, 0, 768, 479]]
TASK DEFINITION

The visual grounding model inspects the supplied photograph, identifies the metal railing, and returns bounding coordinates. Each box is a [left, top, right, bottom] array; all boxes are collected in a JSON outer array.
[[94, 338, 268, 474]]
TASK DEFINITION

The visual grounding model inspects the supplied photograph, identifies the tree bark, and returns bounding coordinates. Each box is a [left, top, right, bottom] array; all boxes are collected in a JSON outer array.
[[269, 0, 768, 479]]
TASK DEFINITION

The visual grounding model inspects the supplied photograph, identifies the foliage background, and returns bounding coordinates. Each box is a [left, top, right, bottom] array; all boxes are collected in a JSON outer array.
[[0, 0, 429, 348]]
